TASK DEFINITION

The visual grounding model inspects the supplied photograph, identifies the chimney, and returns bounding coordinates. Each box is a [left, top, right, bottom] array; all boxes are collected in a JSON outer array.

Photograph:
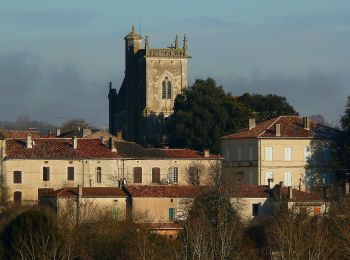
[[275, 123, 281, 137], [82, 128, 92, 137], [249, 118, 256, 130], [204, 149, 210, 158], [78, 185, 83, 198], [268, 178, 274, 190], [345, 182, 350, 196], [26, 134, 33, 149], [288, 186, 293, 199], [303, 117, 310, 130], [56, 128, 61, 137], [72, 136, 78, 149], [109, 137, 117, 152]]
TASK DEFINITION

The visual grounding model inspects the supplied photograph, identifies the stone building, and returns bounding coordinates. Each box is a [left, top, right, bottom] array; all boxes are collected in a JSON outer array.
[[108, 26, 189, 143], [221, 116, 340, 191], [2, 135, 220, 203]]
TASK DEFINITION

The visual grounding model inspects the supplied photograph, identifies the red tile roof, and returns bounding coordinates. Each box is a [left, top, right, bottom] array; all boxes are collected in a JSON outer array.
[[0, 130, 41, 140], [39, 187, 126, 198], [161, 149, 222, 159], [5, 138, 221, 160], [5, 138, 121, 159], [222, 116, 339, 139], [127, 185, 212, 198]]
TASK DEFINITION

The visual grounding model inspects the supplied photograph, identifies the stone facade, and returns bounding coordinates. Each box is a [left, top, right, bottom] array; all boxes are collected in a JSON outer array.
[[108, 26, 189, 143]]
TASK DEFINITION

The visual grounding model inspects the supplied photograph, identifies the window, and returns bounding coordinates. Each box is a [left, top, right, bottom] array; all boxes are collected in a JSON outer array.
[[96, 167, 102, 183], [13, 191, 22, 204], [162, 77, 172, 100], [237, 147, 242, 161], [265, 147, 273, 161], [152, 167, 161, 183], [249, 145, 253, 161], [252, 203, 259, 217], [284, 172, 292, 187], [169, 167, 178, 184], [304, 147, 312, 161], [284, 147, 292, 161], [13, 171, 22, 184], [43, 167, 50, 181], [167, 81, 172, 99], [133, 167, 142, 183], [265, 171, 273, 185], [169, 208, 176, 221], [225, 148, 230, 161], [68, 167, 74, 181], [188, 166, 200, 185], [162, 81, 166, 99]]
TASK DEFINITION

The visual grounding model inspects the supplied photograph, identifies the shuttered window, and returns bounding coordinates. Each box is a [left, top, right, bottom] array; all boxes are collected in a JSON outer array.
[[168, 167, 178, 184], [265, 147, 273, 161], [43, 167, 50, 181], [284, 172, 292, 187], [13, 171, 22, 184], [249, 146, 253, 161], [152, 167, 161, 183], [169, 208, 175, 221], [237, 147, 242, 161], [68, 167, 74, 181], [284, 147, 292, 161], [133, 167, 142, 183]]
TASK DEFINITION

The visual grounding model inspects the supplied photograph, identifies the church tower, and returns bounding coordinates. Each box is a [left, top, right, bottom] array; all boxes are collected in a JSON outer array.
[[108, 26, 189, 144]]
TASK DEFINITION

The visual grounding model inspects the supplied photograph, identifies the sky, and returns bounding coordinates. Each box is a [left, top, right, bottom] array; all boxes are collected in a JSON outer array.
[[0, 0, 349, 128]]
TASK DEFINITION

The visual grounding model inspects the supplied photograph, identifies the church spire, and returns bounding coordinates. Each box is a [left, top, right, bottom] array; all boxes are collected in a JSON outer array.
[[183, 34, 187, 49], [175, 34, 179, 49]]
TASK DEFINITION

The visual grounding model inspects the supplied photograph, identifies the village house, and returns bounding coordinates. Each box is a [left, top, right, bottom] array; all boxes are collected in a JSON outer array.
[[2, 135, 221, 203], [39, 186, 127, 222], [221, 116, 339, 191]]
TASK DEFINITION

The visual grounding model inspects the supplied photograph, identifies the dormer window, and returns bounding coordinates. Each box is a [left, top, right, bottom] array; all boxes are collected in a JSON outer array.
[[162, 77, 172, 99]]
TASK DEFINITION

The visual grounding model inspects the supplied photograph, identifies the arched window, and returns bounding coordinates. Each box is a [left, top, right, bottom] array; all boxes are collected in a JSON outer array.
[[162, 77, 171, 100], [96, 167, 102, 183]]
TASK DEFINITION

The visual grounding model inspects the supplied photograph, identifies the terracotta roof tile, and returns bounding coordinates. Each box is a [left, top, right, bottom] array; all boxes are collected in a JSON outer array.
[[127, 185, 212, 198], [5, 138, 121, 159], [0, 130, 41, 140], [39, 187, 126, 198], [5, 138, 221, 160], [222, 116, 339, 139]]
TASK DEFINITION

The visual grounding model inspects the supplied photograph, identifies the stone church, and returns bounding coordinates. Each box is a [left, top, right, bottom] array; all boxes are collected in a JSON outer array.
[[108, 26, 189, 144]]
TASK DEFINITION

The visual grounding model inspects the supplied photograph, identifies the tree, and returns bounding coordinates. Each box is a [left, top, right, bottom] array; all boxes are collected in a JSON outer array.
[[167, 78, 251, 153], [60, 118, 89, 133], [237, 93, 298, 122], [167, 78, 297, 153]]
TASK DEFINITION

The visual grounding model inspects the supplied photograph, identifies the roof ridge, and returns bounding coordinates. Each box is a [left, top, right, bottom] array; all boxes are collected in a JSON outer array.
[[257, 116, 282, 138]]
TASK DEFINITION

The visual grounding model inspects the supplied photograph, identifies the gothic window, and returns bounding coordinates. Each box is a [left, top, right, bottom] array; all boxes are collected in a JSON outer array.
[[167, 81, 172, 99], [162, 77, 172, 100]]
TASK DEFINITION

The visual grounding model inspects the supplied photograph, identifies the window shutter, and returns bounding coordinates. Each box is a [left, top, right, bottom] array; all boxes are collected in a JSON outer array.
[[13, 171, 22, 184], [134, 167, 142, 183], [43, 167, 50, 181], [169, 208, 175, 221], [265, 147, 273, 161], [237, 147, 242, 161], [249, 146, 253, 161], [284, 172, 292, 187], [13, 191, 22, 204], [152, 168, 161, 183]]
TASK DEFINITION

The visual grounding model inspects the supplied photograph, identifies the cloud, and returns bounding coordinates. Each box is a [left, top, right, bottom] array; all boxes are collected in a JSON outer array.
[[219, 70, 349, 125], [0, 52, 110, 127]]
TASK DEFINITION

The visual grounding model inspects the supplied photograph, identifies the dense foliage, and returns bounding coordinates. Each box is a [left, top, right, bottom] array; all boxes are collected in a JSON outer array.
[[167, 78, 298, 153]]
